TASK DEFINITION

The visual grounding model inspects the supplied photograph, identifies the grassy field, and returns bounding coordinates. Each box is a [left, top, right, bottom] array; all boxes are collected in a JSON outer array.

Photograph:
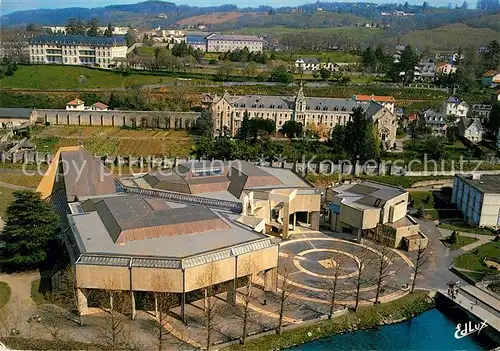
[[0, 186, 15, 220], [0, 282, 11, 308], [0, 65, 181, 90], [399, 24, 500, 51], [454, 241, 500, 277], [32, 126, 195, 156], [442, 235, 478, 250], [177, 11, 264, 25], [234, 26, 383, 42], [439, 221, 495, 235], [410, 191, 439, 219], [0, 174, 43, 188]]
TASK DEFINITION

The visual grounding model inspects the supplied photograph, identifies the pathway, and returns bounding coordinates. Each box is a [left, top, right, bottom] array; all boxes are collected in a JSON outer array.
[[438, 227, 494, 252], [0, 181, 33, 191], [438, 289, 500, 333]]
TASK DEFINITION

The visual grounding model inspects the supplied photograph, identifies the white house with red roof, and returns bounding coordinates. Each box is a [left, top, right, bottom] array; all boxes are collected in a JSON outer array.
[[65, 98, 85, 111], [65, 99, 109, 112]]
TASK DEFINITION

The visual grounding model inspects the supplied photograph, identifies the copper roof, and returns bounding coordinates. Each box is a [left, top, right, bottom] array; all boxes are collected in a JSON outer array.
[[59, 148, 117, 201], [144, 160, 286, 197], [82, 195, 230, 243]]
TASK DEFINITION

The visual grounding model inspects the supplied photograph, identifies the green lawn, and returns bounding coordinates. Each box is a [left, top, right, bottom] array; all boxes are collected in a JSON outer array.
[[411, 191, 439, 219], [0, 186, 15, 220], [0, 65, 181, 90], [0, 174, 43, 189], [442, 235, 478, 250], [439, 222, 495, 235], [30, 279, 47, 305], [0, 281, 12, 308], [454, 241, 500, 276]]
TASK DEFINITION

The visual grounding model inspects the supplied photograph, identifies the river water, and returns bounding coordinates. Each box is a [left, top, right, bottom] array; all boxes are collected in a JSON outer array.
[[288, 309, 495, 350]]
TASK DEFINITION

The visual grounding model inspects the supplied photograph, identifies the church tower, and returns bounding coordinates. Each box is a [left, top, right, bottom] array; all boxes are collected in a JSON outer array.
[[294, 81, 307, 122]]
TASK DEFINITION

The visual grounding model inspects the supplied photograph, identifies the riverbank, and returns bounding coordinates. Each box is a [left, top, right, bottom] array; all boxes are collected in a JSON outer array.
[[224, 290, 434, 351]]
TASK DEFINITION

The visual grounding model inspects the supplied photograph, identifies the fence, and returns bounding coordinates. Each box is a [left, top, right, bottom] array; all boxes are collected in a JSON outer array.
[[3, 150, 500, 178]]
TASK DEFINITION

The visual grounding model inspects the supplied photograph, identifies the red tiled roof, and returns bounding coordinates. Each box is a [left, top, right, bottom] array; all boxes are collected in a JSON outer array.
[[355, 94, 395, 103], [482, 70, 498, 77], [116, 218, 230, 243], [92, 102, 108, 109], [66, 98, 84, 106]]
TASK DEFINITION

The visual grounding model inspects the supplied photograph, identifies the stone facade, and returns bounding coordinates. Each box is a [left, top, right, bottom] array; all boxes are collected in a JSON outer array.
[[208, 86, 397, 146], [38, 109, 200, 129]]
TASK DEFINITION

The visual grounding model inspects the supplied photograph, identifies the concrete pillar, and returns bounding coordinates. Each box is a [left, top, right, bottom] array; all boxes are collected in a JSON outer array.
[[76, 288, 88, 316], [264, 268, 277, 292], [282, 203, 290, 240], [306, 211, 310, 225], [292, 213, 297, 230], [357, 229, 362, 243], [180, 292, 186, 323], [227, 283, 236, 305], [310, 211, 320, 231], [130, 290, 136, 320], [154, 293, 159, 320], [204, 288, 208, 312], [109, 291, 114, 310]]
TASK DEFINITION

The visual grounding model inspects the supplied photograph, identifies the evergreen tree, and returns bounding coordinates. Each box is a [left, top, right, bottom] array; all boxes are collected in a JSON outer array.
[[66, 17, 86, 35], [238, 111, 252, 140], [449, 231, 459, 245], [0, 191, 59, 271], [124, 29, 135, 47], [344, 107, 380, 162], [104, 23, 113, 37], [280, 120, 303, 138], [319, 67, 331, 80], [86, 18, 99, 36]]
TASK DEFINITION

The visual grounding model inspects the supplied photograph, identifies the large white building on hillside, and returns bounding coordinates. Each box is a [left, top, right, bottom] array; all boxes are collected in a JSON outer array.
[[29, 35, 127, 69], [205, 34, 263, 53]]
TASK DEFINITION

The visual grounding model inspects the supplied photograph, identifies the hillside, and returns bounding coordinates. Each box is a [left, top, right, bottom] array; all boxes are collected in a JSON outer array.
[[398, 23, 500, 51], [213, 11, 372, 32], [176, 11, 266, 26], [0, 1, 241, 27], [466, 13, 500, 31]]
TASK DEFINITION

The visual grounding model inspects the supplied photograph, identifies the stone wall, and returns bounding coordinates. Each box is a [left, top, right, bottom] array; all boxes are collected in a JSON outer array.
[[37, 109, 200, 129]]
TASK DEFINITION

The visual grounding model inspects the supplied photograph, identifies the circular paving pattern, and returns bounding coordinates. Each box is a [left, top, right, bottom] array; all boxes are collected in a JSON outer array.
[[277, 235, 414, 304]]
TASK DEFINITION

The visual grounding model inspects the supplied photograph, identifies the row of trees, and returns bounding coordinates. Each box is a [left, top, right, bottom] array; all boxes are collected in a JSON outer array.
[[65, 18, 114, 37], [217, 48, 271, 64], [195, 108, 381, 163]]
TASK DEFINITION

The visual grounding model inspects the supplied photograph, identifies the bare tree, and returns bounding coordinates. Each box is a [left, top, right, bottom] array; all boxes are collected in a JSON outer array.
[[239, 259, 256, 345], [199, 263, 221, 351], [322, 252, 348, 319], [352, 246, 373, 312], [91, 283, 138, 350], [277, 261, 295, 334], [46, 266, 83, 326], [374, 244, 397, 304], [148, 278, 177, 351], [411, 240, 432, 294]]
